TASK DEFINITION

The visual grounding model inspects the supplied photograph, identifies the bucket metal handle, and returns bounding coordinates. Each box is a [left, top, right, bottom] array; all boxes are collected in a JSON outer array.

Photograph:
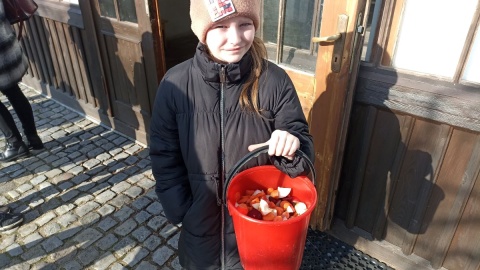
[[223, 145, 316, 203]]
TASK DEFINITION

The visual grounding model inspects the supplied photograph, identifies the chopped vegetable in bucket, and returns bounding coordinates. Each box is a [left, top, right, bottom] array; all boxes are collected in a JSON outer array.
[[234, 187, 308, 221]]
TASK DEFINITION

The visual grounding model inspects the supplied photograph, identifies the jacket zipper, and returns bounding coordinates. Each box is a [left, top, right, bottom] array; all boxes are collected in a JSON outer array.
[[219, 66, 226, 270]]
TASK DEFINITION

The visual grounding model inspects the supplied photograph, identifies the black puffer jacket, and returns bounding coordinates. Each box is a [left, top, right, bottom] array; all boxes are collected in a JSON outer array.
[[0, 0, 28, 89], [150, 44, 314, 270]]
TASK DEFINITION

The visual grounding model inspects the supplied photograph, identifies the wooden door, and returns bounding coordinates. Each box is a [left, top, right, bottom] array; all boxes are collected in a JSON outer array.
[[90, 0, 165, 144], [285, 0, 369, 230]]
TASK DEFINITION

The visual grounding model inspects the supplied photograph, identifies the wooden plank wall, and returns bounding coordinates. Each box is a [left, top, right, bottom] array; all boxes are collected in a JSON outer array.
[[18, 8, 96, 109], [17, 2, 120, 139], [337, 101, 480, 269]]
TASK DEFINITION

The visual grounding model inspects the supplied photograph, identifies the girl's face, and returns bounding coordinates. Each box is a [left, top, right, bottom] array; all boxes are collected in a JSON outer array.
[[205, 16, 255, 64]]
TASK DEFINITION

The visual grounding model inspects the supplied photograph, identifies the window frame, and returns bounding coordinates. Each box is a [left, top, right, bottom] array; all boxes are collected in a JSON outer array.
[[258, 0, 323, 73], [356, 0, 480, 133]]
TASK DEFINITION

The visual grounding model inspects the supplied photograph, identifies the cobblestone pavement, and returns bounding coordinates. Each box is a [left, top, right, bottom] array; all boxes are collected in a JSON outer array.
[[0, 85, 394, 270], [0, 85, 181, 270]]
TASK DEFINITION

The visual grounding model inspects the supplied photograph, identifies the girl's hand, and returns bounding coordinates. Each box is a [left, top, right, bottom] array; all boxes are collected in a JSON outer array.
[[248, 130, 300, 160]]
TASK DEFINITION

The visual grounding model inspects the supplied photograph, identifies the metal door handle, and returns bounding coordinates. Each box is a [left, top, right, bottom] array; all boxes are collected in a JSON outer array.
[[311, 14, 349, 73], [311, 33, 341, 43]]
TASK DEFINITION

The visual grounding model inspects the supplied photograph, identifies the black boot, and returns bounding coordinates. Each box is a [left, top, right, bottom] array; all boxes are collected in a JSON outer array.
[[26, 135, 45, 153], [0, 140, 29, 162]]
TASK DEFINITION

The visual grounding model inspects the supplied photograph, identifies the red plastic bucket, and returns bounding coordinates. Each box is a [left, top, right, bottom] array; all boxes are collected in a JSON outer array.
[[225, 146, 317, 270]]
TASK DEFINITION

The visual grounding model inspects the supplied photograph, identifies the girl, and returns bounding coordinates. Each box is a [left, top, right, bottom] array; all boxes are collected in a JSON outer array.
[[150, 0, 314, 269]]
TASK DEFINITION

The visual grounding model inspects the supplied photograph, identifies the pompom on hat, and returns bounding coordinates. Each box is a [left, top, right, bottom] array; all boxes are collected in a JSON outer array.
[[190, 0, 260, 44]]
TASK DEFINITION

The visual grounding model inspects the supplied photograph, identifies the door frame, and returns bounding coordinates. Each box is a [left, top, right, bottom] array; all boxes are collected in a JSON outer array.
[[284, 0, 370, 230]]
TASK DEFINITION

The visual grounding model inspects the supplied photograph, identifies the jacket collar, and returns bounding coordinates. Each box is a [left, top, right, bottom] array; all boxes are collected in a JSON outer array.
[[193, 43, 252, 83]]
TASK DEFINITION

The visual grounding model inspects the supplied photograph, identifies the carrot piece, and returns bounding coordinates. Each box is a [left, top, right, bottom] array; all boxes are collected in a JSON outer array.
[[245, 190, 255, 195], [268, 201, 276, 209], [263, 212, 275, 221], [250, 197, 260, 205], [236, 203, 249, 215], [273, 216, 283, 222], [270, 190, 279, 199]]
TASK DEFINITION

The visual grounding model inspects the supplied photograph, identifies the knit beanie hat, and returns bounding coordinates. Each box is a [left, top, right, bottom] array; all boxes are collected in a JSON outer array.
[[190, 0, 260, 44]]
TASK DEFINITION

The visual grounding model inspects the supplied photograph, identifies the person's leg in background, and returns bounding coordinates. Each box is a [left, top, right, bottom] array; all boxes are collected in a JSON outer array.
[[0, 97, 29, 161], [1, 84, 44, 151]]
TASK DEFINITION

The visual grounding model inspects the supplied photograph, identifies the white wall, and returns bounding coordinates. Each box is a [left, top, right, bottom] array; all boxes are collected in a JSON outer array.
[[158, 0, 193, 41]]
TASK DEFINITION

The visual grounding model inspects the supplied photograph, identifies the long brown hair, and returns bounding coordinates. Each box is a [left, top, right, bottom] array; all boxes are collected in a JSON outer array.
[[239, 37, 267, 114]]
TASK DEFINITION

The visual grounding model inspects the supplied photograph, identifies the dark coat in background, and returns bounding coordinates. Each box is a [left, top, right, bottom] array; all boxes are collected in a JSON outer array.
[[0, 0, 28, 90], [150, 44, 314, 270]]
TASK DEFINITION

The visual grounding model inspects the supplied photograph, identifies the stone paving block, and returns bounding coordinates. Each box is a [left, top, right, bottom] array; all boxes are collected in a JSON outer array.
[[30, 175, 47, 185], [114, 218, 138, 236], [75, 201, 100, 217], [170, 256, 183, 270], [152, 246, 175, 267], [136, 261, 158, 270], [58, 181, 75, 192], [73, 228, 103, 249], [77, 247, 101, 266], [31, 261, 57, 270], [97, 216, 118, 232], [60, 189, 80, 202], [97, 204, 116, 217], [79, 212, 101, 226], [40, 198, 62, 213], [113, 236, 137, 258], [55, 203, 75, 215], [56, 213, 78, 228], [136, 178, 155, 190], [41, 235, 63, 252], [124, 165, 140, 175], [16, 183, 33, 193], [137, 159, 151, 169], [46, 244, 78, 264], [64, 260, 84, 270], [111, 181, 131, 194], [90, 251, 117, 270], [131, 226, 151, 242], [109, 194, 131, 208], [143, 235, 162, 251], [96, 233, 119, 251], [113, 206, 134, 222], [107, 172, 128, 185], [57, 226, 82, 241], [39, 222, 61, 237], [146, 215, 167, 231], [134, 211, 152, 224], [146, 201, 163, 215], [74, 194, 94, 205], [123, 246, 149, 267], [35, 212, 56, 226], [131, 196, 151, 210], [167, 232, 180, 249], [20, 245, 46, 264], [6, 243, 23, 256], [108, 162, 128, 174], [124, 186, 143, 198], [17, 223, 38, 238], [108, 262, 127, 270]]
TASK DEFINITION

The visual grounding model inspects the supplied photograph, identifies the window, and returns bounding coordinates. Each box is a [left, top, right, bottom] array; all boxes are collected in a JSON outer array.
[[259, 0, 323, 73], [362, 0, 480, 86], [98, 0, 138, 23]]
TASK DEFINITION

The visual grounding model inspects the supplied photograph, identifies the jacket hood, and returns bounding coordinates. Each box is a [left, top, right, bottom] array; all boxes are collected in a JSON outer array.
[[193, 43, 252, 83]]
